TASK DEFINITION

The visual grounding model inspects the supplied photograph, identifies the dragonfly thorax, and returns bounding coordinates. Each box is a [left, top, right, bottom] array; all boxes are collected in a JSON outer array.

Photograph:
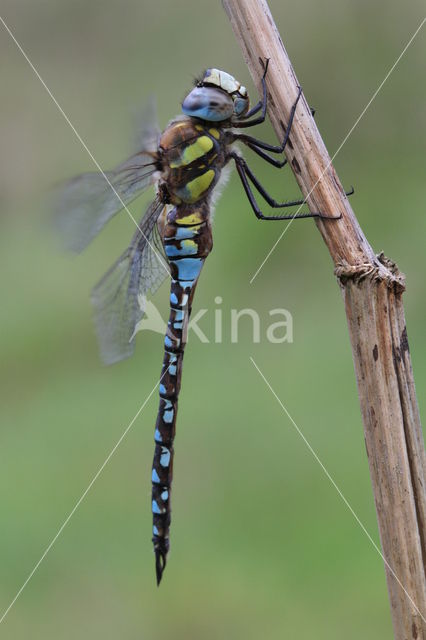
[[182, 68, 249, 122], [159, 119, 225, 205]]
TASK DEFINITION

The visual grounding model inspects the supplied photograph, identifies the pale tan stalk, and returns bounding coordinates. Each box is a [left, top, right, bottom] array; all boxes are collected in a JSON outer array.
[[222, 1, 426, 637]]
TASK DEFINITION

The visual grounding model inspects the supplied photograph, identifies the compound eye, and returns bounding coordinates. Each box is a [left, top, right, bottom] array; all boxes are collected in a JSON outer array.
[[182, 86, 234, 121], [234, 96, 249, 116]]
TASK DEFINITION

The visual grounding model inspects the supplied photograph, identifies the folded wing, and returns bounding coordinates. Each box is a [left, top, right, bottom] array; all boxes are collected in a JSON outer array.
[[90, 197, 169, 364], [53, 98, 161, 253]]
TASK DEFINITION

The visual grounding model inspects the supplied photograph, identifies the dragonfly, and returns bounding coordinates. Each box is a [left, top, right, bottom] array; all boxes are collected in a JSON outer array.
[[55, 60, 350, 585]]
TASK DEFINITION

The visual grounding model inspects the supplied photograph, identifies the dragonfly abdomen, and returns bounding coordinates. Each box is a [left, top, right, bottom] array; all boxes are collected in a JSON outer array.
[[152, 201, 212, 585]]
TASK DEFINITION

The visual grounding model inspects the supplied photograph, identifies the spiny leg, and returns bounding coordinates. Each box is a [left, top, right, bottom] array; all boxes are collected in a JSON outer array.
[[241, 93, 263, 119], [230, 152, 341, 221], [238, 58, 270, 120], [237, 141, 355, 201], [231, 84, 317, 170], [229, 68, 352, 218], [228, 84, 303, 170], [233, 59, 269, 128], [241, 155, 354, 204], [230, 152, 313, 220], [244, 142, 288, 168], [232, 85, 303, 152], [231, 145, 354, 200], [231, 152, 312, 210]]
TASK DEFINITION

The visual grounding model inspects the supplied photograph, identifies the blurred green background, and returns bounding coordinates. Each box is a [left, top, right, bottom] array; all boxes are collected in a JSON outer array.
[[1, 1, 425, 638]]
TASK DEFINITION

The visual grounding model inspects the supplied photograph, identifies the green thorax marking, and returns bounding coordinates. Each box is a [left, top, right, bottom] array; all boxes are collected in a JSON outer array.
[[169, 135, 213, 168], [160, 120, 224, 205]]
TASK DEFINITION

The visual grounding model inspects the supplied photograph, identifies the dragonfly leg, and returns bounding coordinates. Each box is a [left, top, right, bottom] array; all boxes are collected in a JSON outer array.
[[232, 85, 303, 153], [241, 93, 263, 119], [245, 143, 288, 168], [230, 152, 342, 220], [245, 154, 355, 202], [233, 59, 269, 128], [228, 93, 320, 170]]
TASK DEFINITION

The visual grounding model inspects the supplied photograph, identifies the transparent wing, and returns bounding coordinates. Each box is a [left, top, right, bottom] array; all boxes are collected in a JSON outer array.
[[90, 197, 170, 365], [133, 95, 160, 153], [53, 150, 160, 253], [53, 99, 161, 253]]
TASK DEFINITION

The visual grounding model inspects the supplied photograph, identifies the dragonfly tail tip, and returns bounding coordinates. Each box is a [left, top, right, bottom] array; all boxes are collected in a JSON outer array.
[[155, 549, 167, 586]]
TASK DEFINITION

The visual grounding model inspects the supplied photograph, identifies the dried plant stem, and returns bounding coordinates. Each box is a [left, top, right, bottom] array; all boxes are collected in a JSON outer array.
[[223, 1, 426, 637]]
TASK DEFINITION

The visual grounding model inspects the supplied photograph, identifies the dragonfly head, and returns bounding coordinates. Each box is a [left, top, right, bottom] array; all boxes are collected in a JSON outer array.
[[182, 69, 250, 122]]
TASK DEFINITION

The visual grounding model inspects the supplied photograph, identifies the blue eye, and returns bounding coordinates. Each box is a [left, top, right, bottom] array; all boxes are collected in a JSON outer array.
[[182, 87, 234, 122], [234, 97, 248, 116]]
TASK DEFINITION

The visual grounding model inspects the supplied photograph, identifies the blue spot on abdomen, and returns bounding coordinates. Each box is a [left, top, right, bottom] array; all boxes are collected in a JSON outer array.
[[160, 447, 171, 467], [165, 243, 197, 257], [163, 409, 174, 423], [172, 258, 203, 282], [152, 500, 161, 514], [173, 226, 198, 240]]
